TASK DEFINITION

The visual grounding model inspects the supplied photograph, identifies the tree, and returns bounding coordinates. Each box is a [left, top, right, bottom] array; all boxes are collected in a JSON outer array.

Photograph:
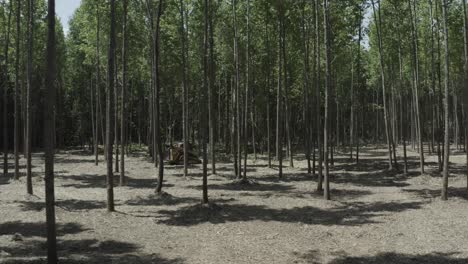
[[315, 0, 323, 192], [371, 0, 393, 170], [441, 0, 450, 200], [277, 0, 284, 179], [243, 0, 250, 181], [44, 0, 57, 261], [209, 0, 216, 176], [13, 0, 20, 180], [202, 0, 209, 203], [25, 0, 34, 195], [408, 0, 424, 175], [179, 0, 189, 177], [323, 0, 331, 200], [2, 0, 12, 178], [94, 1, 101, 166], [154, 0, 164, 194], [106, 0, 116, 212], [462, 0, 468, 190], [120, 0, 128, 186]]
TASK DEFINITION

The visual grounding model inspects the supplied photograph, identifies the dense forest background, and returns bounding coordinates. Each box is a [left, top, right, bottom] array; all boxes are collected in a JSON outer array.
[[1, 0, 467, 198]]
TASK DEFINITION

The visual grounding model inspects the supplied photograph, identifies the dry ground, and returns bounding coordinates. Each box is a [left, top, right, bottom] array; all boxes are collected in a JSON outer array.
[[1, 145, 468, 264]]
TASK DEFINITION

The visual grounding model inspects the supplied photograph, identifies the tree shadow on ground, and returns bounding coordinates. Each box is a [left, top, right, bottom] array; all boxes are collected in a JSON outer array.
[[155, 200, 425, 226], [403, 187, 468, 201], [55, 158, 95, 164], [58, 174, 160, 189], [261, 172, 315, 183], [0, 238, 185, 264], [326, 252, 467, 264], [125, 194, 199, 207], [185, 181, 296, 193], [0, 175, 11, 185], [237, 188, 373, 200], [332, 170, 415, 188], [18, 199, 106, 212], [0, 221, 86, 238]]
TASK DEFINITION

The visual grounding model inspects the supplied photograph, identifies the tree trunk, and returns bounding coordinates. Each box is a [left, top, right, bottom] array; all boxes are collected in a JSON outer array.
[[323, 0, 331, 200], [25, 0, 34, 195], [106, 0, 116, 212], [202, 0, 209, 204], [95, 4, 101, 166], [277, 1, 284, 179], [371, 0, 393, 170], [14, 0, 20, 180], [209, 1, 216, 175], [301, 1, 311, 174], [44, 0, 57, 261], [315, 0, 323, 191], [154, 0, 164, 194], [243, 0, 250, 181], [441, 0, 450, 200], [3, 2, 12, 178], [462, 0, 468, 190], [120, 0, 128, 186], [179, 0, 189, 177], [408, 0, 424, 174]]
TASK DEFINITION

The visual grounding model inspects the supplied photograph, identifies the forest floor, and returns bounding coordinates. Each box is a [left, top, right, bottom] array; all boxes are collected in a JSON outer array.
[[1, 145, 468, 264]]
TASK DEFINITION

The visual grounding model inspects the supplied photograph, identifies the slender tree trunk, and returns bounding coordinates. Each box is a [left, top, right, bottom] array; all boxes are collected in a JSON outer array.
[[301, 1, 311, 174], [315, 0, 323, 191], [95, 5, 101, 166], [179, 0, 189, 177], [154, 0, 164, 194], [282, 20, 294, 169], [115, 56, 119, 173], [3, 2, 12, 178], [232, 0, 240, 178], [242, 0, 250, 181], [44, 0, 57, 261], [120, 0, 128, 186], [265, 15, 272, 169], [14, 0, 20, 180], [202, 0, 209, 203], [209, 1, 216, 175], [355, 5, 362, 164], [106, 0, 116, 212], [462, 0, 468, 189], [441, 0, 450, 200], [323, 0, 331, 200], [371, 0, 393, 170], [350, 45, 355, 160], [408, 0, 424, 174], [277, 1, 284, 179], [25, 0, 34, 195]]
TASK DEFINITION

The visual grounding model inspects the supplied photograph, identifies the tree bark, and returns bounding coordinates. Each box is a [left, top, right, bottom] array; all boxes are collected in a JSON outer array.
[[408, 0, 424, 174], [202, 0, 209, 203], [25, 0, 34, 195], [120, 0, 128, 186], [14, 0, 20, 180], [95, 3, 101, 165], [3, 2, 12, 178], [179, 0, 189, 177], [441, 0, 450, 200], [315, 0, 323, 191], [277, 0, 284, 179], [44, 0, 57, 261], [462, 0, 468, 190], [154, 0, 164, 194], [106, 0, 116, 211], [323, 0, 331, 200], [371, 0, 393, 170]]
